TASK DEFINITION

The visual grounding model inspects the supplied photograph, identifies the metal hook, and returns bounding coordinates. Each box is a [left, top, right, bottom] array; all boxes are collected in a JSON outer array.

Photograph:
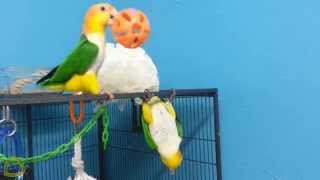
[[4, 120, 17, 137]]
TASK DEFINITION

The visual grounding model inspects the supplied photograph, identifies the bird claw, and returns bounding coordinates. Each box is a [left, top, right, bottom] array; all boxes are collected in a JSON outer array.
[[94, 91, 114, 112], [168, 89, 176, 102], [143, 89, 154, 102], [75, 92, 83, 96]]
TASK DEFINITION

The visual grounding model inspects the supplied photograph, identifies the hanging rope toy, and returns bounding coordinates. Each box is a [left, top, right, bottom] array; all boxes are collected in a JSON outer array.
[[68, 96, 96, 180], [0, 106, 26, 179]]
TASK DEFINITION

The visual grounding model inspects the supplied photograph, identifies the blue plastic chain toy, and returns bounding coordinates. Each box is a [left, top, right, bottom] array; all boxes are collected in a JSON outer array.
[[0, 106, 25, 180]]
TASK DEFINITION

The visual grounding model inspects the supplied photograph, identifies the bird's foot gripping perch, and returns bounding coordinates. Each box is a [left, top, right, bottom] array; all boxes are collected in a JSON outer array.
[[142, 89, 155, 102], [168, 89, 176, 102], [92, 91, 114, 113], [100, 91, 115, 100], [142, 89, 176, 103]]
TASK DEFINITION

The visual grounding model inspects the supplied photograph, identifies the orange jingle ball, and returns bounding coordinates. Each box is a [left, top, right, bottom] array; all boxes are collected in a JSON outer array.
[[111, 8, 151, 48]]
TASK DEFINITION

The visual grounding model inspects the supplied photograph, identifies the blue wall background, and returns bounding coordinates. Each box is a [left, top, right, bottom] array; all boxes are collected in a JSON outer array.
[[1, 0, 320, 179]]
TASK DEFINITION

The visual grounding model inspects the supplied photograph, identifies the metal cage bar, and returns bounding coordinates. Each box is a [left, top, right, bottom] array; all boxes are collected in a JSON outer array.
[[0, 89, 222, 180], [26, 104, 34, 180]]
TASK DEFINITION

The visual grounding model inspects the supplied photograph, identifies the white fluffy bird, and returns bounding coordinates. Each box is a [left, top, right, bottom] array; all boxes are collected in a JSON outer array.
[[98, 43, 159, 93]]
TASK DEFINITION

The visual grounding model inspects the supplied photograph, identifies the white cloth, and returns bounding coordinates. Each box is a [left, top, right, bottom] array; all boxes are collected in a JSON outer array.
[[98, 43, 159, 93]]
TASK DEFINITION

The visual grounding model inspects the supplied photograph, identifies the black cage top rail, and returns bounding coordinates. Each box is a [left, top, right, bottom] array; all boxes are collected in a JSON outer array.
[[0, 88, 222, 180], [0, 89, 217, 106]]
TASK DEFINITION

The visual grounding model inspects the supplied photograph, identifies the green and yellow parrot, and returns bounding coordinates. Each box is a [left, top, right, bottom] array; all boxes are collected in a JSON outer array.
[[141, 96, 184, 172], [37, 3, 117, 95]]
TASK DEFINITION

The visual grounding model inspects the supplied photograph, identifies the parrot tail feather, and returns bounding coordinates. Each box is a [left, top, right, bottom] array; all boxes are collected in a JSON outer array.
[[41, 84, 65, 91], [36, 66, 59, 85]]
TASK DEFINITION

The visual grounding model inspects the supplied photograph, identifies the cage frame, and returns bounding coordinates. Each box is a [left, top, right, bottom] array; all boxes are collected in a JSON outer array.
[[0, 88, 222, 180]]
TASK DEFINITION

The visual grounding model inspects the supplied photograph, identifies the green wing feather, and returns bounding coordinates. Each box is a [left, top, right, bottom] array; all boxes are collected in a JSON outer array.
[[176, 118, 183, 138], [37, 36, 99, 86], [141, 115, 157, 150]]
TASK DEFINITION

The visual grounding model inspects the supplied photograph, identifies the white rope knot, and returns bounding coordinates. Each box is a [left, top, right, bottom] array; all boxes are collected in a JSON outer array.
[[71, 158, 84, 172], [67, 140, 96, 180]]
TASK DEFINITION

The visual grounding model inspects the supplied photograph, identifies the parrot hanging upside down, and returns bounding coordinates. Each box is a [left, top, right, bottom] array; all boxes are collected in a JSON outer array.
[[37, 3, 117, 96], [142, 95, 183, 172]]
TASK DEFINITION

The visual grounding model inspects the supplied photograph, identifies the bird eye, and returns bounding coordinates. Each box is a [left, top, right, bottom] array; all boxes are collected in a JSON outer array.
[[100, 6, 106, 11], [110, 15, 114, 19]]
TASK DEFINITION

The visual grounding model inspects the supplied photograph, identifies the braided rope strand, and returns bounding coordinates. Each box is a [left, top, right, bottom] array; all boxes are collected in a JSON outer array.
[[9, 69, 49, 94]]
